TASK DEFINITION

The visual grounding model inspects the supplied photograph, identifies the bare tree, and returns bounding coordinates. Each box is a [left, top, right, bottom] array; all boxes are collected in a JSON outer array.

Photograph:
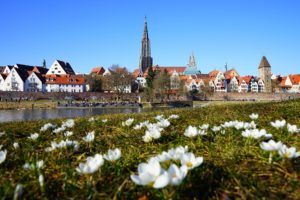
[[153, 69, 171, 102], [106, 65, 133, 100]]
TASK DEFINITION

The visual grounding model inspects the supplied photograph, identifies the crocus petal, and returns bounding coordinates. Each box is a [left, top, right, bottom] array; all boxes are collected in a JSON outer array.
[[153, 171, 169, 189]]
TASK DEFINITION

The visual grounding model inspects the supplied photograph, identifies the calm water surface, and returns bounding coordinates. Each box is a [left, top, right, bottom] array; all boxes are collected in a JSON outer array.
[[0, 107, 170, 123]]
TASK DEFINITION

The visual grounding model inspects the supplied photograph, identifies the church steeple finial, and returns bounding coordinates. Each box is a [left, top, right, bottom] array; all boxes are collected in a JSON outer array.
[[139, 16, 153, 73]]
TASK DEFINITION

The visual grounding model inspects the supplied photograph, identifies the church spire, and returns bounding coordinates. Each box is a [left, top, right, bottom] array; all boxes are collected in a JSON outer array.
[[139, 16, 153, 73], [143, 16, 149, 40], [188, 52, 197, 68]]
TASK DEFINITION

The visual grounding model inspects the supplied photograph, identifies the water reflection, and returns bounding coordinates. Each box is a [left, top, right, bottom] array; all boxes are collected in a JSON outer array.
[[0, 107, 168, 123]]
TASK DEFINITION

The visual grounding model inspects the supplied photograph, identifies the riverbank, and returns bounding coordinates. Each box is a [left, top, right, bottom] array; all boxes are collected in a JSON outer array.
[[0, 100, 299, 199], [0, 100, 56, 110]]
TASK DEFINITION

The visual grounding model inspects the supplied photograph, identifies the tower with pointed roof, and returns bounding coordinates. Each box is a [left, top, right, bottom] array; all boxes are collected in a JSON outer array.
[[139, 16, 153, 73], [183, 53, 201, 75], [188, 53, 197, 68], [258, 56, 272, 92]]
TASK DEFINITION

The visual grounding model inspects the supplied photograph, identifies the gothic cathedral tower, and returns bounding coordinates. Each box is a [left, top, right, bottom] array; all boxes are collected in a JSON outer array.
[[139, 17, 153, 73], [258, 56, 272, 92]]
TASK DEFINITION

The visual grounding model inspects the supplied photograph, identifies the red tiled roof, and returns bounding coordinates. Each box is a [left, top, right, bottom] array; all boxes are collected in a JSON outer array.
[[90, 67, 105, 75], [289, 74, 300, 85], [240, 76, 253, 84], [225, 74, 232, 80], [224, 68, 239, 77], [209, 70, 220, 78], [45, 74, 85, 85], [278, 76, 288, 87], [152, 65, 186, 75], [133, 69, 141, 78]]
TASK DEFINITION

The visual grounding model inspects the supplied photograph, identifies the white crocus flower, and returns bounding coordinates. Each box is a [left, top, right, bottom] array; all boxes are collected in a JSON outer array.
[[242, 121, 257, 130], [36, 160, 44, 169], [40, 123, 56, 132], [184, 126, 198, 138], [249, 113, 259, 120], [62, 119, 75, 128], [28, 133, 39, 140], [88, 117, 95, 122], [287, 123, 299, 133], [13, 142, 19, 149], [152, 151, 172, 163], [260, 140, 283, 163], [147, 127, 161, 139], [38, 174, 44, 187], [102, 119, 108, 123], [46, 139, 79, 152], [168, 164, 188, 186], [142, 124, 163, 142], [180, 152, 203, 170], [155, 115, 164, 121], [260, 140, 283, 151], [83, 131, 95, 142], [168, 146, 189, 161], [64, 131, 73, 137], [104, 148, 121, 161], [23, 163, 31, 170], [0, 150, 7, 164], [270, 120, 286, 129], [211, 126, 221, 132], [157, 119, 170, 128], [199, 124, 209, 130], [168, 114, 179, 120], [23, 160, 44, 170], [133, 121, 150, 130], [278, 145, 300, 159], [142, 132, 153, 143], [198, 129, 207, 136], [76, 154, 104, 174], [13, 184, 24, 200], [235, 122, 245, 130], [53, 119, 75, 133], [130, 159, 169, 189], [122, 118, 134, 126], [53, 127, 66, 134], [241, 129, 272, 139]]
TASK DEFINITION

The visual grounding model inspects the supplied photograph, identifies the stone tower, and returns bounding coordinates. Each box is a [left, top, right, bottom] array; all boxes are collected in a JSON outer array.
[[139, 16, 153, 73], [258, 56, 272, 92], [188, 53, 197, 68]]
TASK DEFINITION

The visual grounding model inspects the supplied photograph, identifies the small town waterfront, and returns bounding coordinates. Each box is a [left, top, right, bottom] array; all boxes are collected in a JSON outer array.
[[0, 107, 171, 123]]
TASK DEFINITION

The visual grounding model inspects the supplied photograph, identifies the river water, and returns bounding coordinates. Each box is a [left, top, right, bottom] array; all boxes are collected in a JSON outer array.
[[0, 107, 170, 123]]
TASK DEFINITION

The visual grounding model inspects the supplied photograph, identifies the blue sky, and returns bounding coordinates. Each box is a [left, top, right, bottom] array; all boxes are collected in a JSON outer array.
[[0, 0, 299, 76]]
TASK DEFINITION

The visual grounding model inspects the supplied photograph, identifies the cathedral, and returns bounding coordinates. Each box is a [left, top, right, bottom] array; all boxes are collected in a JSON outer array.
[[139, 17, 153, 74]]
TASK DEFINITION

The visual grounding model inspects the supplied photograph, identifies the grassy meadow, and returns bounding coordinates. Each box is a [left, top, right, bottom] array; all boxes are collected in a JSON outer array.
[[0, 100, 300, 199]]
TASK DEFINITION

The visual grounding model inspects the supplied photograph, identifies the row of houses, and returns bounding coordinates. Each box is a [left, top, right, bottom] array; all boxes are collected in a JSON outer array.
[[0, 60, 85, 92], [131, 57, 300, 94], [132, 66, 267, 93], [1, 58, 300, 94]]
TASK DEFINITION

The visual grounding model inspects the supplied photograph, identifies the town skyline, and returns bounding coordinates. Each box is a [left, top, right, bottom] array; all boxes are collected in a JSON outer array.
[[0, 0, 299, 76]]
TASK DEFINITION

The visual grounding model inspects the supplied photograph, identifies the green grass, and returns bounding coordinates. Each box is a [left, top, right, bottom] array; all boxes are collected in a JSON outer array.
[[0, 100, 300, 199]]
